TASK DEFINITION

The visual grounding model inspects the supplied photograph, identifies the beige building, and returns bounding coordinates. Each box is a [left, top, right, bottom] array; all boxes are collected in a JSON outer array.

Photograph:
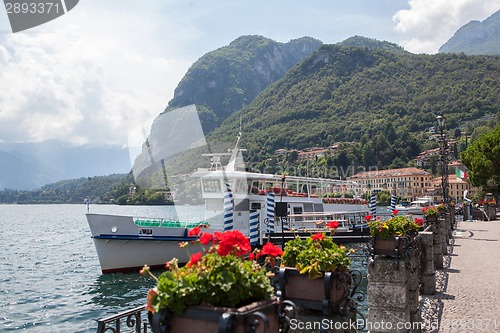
[[430, 175, 474, 204], [348, 167, 433, 200]]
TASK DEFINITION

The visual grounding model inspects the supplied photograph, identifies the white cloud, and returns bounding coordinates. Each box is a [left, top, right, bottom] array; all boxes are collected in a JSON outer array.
[[0, 1, 193, 146], [393, 0, 500, 53]]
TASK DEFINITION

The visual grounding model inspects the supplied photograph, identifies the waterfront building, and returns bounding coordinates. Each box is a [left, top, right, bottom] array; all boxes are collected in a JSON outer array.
[[430, 175, 475, 204], [348, 167, 433, 201]]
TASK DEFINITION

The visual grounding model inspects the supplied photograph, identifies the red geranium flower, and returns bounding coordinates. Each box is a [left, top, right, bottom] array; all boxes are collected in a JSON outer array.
[[188, 227, 201, 237], [260, 242, 283, 257], [213, 231, 223, 242], [217, 230, 251, 257], [325, 221, 339, 229], [199, 232, 214, 245], [186, 252, 203, 268], [415, 217, 424, 226], [311, 233, 325, 241], [365, 215, 373, 221], [392, 209, 399, 215]]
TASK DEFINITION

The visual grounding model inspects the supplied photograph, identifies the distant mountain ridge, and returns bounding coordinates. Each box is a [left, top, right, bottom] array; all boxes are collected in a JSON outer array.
[[0, 141, 132, 190], [439, 10, 500, 55]]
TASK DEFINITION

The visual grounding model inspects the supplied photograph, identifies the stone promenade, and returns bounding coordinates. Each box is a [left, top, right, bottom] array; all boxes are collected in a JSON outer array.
[[421, 217, 500, 333]]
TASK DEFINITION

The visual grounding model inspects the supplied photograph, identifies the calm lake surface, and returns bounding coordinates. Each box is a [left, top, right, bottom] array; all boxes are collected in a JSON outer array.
[[0, 204, 369, 333], [0, 204, 194, 333]]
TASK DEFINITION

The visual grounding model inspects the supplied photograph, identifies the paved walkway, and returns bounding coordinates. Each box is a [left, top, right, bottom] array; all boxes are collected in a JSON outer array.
[[421, 217, 500, 333]]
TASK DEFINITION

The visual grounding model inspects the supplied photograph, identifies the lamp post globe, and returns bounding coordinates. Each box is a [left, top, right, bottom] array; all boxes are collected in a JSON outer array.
[[437, 114, 446, 132]]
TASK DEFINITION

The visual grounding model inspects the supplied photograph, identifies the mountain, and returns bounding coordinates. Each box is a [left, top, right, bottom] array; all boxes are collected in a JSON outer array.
[[338, 35, 409, 55], [208, 44, 499, 169], [0, 150, 56, 190], [0, 140, 132, 190], [439, 10, 500, 55], [165, 35, 323, 133]]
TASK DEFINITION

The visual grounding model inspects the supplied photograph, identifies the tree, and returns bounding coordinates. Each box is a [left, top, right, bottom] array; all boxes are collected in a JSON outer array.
[[460, 125, 500, 196]]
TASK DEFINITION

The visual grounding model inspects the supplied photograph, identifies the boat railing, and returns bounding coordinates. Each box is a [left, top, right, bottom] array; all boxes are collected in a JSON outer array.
[[96, 305, 149, 333], [277, 211, 368, 231]]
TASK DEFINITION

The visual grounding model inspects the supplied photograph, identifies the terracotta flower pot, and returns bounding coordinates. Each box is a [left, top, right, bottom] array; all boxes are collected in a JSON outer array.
[[425, 215, 438, 223], [148, 298, 295, 333], [372, 236, 409, 257]]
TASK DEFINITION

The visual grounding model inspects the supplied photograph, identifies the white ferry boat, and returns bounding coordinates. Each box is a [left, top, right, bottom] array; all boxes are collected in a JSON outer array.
[[86, 132, 369, 273], [406, 196, 434, 215]]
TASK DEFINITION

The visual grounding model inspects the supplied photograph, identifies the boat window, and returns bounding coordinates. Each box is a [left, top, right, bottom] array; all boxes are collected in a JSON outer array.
[[233, 179, 248, 194], [202, 179, 221, 193], [251, 202, 261, 210], [311, 184, 320, 196], [303, 203, 314, 212], [249, 180, 259, 194], [314, 204, 324, 212]]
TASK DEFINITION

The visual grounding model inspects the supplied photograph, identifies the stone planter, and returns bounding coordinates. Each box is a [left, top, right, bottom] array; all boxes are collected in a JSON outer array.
[[372, 236, 409, 258], [276, 267, 351, 315], [148, 298, 295, 333], [485, 205, 497, 221], [425, 215, 438, 223]]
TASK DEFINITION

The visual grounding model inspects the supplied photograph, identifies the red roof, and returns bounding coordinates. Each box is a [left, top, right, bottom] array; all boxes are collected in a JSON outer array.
[[349, 167, 431, 179]]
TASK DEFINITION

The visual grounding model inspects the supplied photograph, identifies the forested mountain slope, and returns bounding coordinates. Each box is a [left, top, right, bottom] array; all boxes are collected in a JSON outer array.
[[209, 45, 499, 170]]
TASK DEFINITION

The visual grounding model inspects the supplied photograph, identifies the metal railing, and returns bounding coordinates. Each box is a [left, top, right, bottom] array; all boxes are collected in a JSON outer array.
[[96, 305, 149, 333]]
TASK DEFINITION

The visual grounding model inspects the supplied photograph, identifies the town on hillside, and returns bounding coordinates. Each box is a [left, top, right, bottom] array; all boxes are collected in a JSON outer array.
[[274, 144, 472, 205]]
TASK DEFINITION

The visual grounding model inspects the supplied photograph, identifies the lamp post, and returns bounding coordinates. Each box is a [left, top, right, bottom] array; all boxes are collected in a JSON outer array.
[[437, 113, 449, 213]]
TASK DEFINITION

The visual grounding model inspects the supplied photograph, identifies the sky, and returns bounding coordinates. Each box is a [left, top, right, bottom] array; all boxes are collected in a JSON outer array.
[[0, 0, 498, 149]]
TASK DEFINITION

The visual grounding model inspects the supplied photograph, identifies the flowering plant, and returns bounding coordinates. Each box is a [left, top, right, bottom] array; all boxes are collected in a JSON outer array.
[[422, 206, 439, 217], [367, 215, 422, 239], [142, 229, 282, 315], [480, 198, 497, 206], [281, 230, 352, 279], [436, 203, 445, 211]]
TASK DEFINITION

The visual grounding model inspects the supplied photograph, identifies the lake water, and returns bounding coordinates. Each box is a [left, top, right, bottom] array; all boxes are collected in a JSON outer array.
[[0, 204, 190, 333], [0, 204, 369, 333]]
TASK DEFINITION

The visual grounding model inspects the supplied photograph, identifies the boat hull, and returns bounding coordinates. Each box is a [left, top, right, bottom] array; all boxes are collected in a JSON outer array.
[[92, 238, 197, 274], [86, 213, 201, 274]]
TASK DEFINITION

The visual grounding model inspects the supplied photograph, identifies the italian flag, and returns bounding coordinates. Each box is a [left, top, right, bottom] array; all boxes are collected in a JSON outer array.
[[456, 168, 467, 179]]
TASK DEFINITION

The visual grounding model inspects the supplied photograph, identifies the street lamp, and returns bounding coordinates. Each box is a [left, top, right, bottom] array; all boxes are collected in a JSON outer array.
[[437, 113, 449, 213]]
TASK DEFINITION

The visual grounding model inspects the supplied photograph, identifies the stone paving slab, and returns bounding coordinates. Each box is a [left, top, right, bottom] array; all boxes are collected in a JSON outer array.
[[421, 218, 500, 333]]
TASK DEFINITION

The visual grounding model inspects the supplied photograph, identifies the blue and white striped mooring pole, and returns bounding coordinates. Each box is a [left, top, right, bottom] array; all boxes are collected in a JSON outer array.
[[369, 193, 377, 216], [390, 194, 397, 213], [249, 210, 259, 245], [266, 192, 275, 233], [223, 187, 234, 231]]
